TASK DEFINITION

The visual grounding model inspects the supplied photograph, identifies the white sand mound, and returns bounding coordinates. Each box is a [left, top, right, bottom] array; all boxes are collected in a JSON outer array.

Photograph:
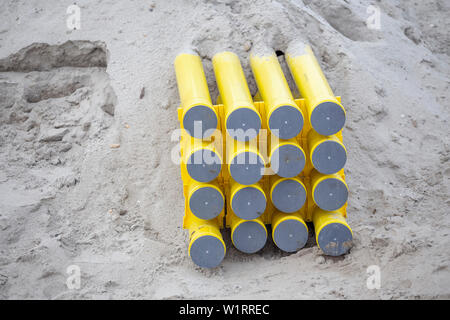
[[0, 0, 449, 299]]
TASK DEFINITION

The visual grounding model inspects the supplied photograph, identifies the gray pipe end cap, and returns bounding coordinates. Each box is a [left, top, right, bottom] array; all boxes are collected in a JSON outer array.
[[190, 235, 225, 268], [271, 144, 305, 178], [314, 178, 348, 211], [269, 105, 303, 140], [272, 179, 306, 213], [187, 149, 222, 183], [232, 221, 267, 253], [183, 105, 218, 138], [273, 219, 308, 252], [190, 187, 224, 220], [226, 108, 261, 141], [317, 222, 353, 256], [312, 140, 346, 174], [311, 102, 345, 136]]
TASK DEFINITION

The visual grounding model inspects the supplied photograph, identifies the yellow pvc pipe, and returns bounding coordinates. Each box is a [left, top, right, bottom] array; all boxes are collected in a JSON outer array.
[[212, 52, 261, 141], [188, 215, 226, 268], [230, 213, 267, 254], [250, 50, 304, 139], [286, 43, 345, 136], [174, 53, 218, 138], [181, 135, 222, 183], [187, 180, 224, 220], [311, 170, 348, 211], [313, 208, 353, 256], [308, 130, 347, 174]]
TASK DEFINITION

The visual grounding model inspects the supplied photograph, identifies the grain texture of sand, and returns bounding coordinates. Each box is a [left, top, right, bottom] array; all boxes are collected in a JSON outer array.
[[0, 0, 449, 299]]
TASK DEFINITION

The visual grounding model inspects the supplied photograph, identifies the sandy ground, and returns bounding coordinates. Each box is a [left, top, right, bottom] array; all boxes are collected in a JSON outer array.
[[0, 0, 449, 299]]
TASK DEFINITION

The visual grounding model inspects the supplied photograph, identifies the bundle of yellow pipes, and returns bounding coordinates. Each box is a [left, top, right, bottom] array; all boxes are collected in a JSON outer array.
[[174, 43, 353, 268]]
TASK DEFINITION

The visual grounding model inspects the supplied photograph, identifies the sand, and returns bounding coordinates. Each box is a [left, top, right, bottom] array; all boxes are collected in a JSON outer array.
[[0, 0, 449, 299]]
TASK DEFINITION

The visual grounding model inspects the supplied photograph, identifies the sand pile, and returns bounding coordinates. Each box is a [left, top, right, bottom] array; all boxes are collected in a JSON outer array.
[[0, 0, 448, 299]]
